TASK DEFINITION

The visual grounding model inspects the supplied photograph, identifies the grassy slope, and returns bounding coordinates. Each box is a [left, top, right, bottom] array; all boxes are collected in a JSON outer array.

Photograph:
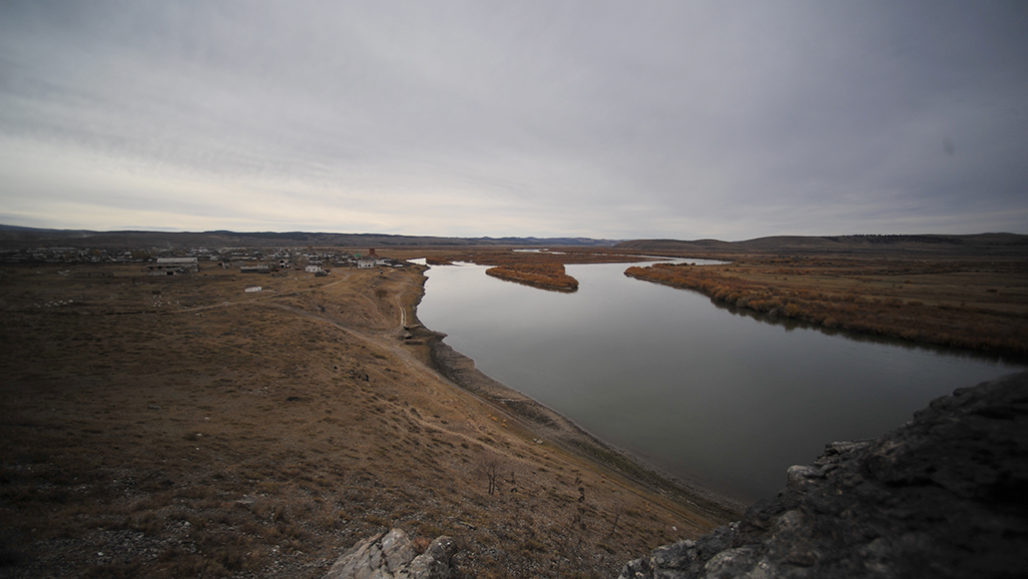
[[0, 263, 727, 578]]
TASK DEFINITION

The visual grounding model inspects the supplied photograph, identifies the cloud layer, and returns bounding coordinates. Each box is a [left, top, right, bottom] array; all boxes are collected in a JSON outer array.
[[1, 0, 1026, 239]]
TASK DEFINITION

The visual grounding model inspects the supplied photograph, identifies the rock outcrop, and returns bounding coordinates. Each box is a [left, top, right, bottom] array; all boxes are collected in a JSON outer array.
[[621, 371, 1028, 578], [324, 528, 456, 579]]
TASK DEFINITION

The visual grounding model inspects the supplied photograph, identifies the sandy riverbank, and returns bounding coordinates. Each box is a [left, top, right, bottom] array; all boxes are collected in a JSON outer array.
[[421, 325, 744, 517]]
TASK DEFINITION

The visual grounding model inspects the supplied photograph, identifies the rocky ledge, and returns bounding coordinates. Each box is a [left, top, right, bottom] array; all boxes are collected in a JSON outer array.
[[621, 371, 1028, 578], [324, 528, 455, 579]]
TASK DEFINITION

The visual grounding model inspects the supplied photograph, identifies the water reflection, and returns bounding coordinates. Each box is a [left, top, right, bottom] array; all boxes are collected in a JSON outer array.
[[417, 260, 1022, 502]]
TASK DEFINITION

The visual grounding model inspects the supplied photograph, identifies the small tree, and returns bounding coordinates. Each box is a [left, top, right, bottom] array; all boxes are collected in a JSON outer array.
[[607, 504, 623, 538], [484, 459, 500, 496]]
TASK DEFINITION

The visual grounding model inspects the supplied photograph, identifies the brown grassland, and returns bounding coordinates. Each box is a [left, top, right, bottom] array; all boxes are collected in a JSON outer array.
[[625, 255, 1028, 358], [0, 260, 730, 578]]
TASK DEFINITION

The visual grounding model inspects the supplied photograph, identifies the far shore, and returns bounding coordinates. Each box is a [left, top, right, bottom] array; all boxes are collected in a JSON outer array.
[[624, 256, 1028, 360]]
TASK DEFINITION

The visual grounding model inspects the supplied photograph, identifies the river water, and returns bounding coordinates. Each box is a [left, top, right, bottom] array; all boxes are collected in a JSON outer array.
[[416, 260, 1022, 502]]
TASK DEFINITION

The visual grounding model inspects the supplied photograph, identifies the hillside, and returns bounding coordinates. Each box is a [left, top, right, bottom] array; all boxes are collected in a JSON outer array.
[[617, 233, 1028, 257], [0, 225, 615, 250], [0, 260, 730, 577]]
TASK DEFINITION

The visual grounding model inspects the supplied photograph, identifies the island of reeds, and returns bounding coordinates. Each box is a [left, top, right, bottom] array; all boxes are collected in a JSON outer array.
[[485, 263, 579, 292]]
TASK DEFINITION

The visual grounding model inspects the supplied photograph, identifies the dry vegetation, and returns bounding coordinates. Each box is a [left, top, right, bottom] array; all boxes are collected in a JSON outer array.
[[0, 260, 728, 578], [625, 256, 1028, 358], [485, 263, 579, 292]]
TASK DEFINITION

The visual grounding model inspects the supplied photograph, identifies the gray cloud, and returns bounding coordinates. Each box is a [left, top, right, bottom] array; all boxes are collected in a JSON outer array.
[[1, 0, 1025, 238]]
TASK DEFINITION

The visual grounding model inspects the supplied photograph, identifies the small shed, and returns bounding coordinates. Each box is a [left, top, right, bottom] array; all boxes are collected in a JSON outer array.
[[148, 257, 199, 275]]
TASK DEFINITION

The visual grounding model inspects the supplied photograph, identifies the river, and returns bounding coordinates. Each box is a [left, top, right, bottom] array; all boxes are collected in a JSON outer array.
[[416, 260, 1022, 503]]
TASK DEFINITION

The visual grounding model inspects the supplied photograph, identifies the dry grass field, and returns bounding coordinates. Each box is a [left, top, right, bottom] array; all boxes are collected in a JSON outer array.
[[626, 255, 1028, 359], [0, 261, 729, 578]]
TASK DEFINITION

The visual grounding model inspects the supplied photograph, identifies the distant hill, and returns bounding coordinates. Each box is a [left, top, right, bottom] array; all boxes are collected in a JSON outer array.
[[4, 227, 1024, 256], [0, 226, 617, 250], [616, 233, 1028, 257]]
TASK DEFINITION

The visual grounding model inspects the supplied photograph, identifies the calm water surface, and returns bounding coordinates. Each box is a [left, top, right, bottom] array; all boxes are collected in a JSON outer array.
[[417, 261, 1022, 502]]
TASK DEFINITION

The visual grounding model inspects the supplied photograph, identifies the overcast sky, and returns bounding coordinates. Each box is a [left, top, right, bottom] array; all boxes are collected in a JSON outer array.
[[1, 1, 1025, 240]]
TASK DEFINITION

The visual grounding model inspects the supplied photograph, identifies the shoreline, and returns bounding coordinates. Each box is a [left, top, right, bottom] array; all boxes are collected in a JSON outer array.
[[406, 266, 746, 519]]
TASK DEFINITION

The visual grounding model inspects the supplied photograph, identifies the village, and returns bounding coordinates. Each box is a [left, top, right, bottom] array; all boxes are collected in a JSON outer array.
[[0, 244, 409, 275]]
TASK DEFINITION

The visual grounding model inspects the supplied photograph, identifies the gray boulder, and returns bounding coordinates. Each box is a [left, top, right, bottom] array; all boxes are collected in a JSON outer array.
[[621, 371, 1028, 578], [325, 528, 456, 579]]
